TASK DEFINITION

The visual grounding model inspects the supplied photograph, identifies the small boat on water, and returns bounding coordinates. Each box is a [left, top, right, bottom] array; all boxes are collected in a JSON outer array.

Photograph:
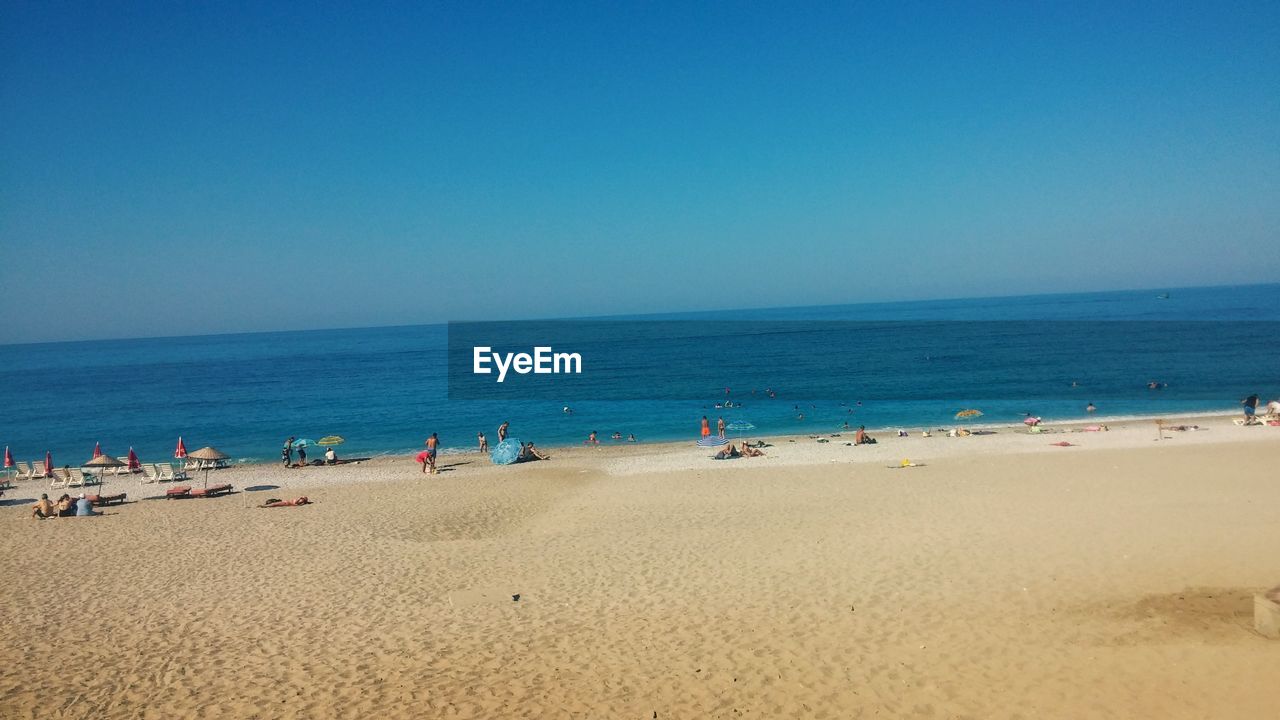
[[1156, 293, 1170, 299]]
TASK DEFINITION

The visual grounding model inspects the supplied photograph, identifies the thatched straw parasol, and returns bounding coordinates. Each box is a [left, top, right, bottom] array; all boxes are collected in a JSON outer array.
[[84, 453, 125, 497], [188, 446, 229, 488]]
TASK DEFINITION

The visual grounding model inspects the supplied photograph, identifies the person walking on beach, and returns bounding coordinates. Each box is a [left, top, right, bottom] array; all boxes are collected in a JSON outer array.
[[424, 433, 439, 474], [717, 417, 725, 438], [297, 443, 307, 467], [477, 432, 488, 452], [701, 416, 711, 438], [282, 436, 295, 467], [585, 430, 599, 446], [498, 421, 509, 442]]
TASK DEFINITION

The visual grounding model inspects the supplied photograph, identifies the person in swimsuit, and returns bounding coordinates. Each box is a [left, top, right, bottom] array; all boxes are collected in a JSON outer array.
[[425, 433, 439, 474], [585, 431, 599, 446], [701, 416, 710, 438], [32, 493, 55, 519], [498, 421, 509, 442], [477, 432, 488, 452], [717, 417, 725, 438], [1242, 394, 1259, 421]]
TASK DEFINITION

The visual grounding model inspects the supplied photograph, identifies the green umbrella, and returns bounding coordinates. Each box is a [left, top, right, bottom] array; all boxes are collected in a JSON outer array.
[[316, 436, 345, 446]]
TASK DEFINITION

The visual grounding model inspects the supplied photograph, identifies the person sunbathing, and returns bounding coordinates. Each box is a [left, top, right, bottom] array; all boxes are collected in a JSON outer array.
[[519, 442, 550, 462], [259, 497, 310, 508], [32, 493, 55, 519], [714, 444, 741, 460], [741, 444, 765, 457], [55, 494, 76, 517]]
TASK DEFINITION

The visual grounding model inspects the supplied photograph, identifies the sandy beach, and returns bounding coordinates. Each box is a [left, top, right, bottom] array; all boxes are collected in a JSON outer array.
[[2, 415, 1278, 718]]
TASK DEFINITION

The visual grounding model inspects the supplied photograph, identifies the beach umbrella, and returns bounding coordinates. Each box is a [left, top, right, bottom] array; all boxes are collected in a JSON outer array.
[[293, 438, 315, 448], [1023, 416, 1041, 426], [316, 436, 345, 446], [490, 438, 522, 465], [93, 442, 102, 458], [955, 409, 983, 420], [696, 436, 729, 447], [84, 452, 124, 496], [174, 436, 187, 459], [725, 420, 756, 445], [45, 451, 53, 478], [187, 446, 229, 488], [126, 447, 141, 472]]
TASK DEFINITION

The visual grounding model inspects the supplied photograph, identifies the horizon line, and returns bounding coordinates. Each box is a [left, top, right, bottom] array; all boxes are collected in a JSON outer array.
[[5, 280, 1275, 348]]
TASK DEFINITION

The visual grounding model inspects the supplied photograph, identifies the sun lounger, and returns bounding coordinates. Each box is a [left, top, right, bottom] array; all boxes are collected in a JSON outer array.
[[189, 484, 233, 498], [157, 464, 180, 482], [49, 468, 71, 489], [68, 469, 101, 487], [0, 475, 15, 490], [140, 464, 160, 484], [88, 493, 127, 506], [17, 462, 37, 481], [113, 458, 132, 475], [33, 461, 48, 479], [165, 486, 192, 499]]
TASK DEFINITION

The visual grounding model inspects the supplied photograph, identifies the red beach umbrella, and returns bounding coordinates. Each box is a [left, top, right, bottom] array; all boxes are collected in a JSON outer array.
[[175, 437, 187, 459], [45, 451, 53, 477], [93, 442, 102, 458], [127, 447, 141, 472], [3, 446, 12, 469]]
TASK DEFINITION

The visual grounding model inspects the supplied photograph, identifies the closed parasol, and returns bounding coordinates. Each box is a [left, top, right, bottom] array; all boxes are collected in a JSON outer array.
[[175, 436, 188, 459]]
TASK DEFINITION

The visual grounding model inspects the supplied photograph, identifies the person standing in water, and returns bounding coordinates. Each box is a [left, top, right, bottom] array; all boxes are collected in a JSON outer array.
[[717, 417, 726, 438], [498, 421, 510, 442], [477, 432, 488, 452], [1086, 402, 1097, 413]]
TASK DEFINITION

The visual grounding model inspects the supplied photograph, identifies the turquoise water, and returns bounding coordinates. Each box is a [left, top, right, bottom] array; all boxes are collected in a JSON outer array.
[[1, 284, 1276, 466]]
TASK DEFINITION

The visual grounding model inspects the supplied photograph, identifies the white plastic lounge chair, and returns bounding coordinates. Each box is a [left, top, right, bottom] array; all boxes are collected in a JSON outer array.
[[157, 464, 175, 481], [140, 464, 160, 484], [15, 462, 35, 481], [114, 457, 132, 475], [49, 468, 70, 489], [32, 461, 48, 479]]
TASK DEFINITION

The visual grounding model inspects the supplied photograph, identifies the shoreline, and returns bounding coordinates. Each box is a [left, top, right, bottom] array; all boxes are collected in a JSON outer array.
[[22, 409, 1267, 497]]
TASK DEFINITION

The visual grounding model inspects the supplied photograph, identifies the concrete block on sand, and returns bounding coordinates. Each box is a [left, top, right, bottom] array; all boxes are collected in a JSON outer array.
[[1255, 586, 1280, 638]]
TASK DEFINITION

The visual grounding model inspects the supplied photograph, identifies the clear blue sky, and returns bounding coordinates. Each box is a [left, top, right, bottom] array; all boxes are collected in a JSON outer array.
[[3, 2, 1277, 342]]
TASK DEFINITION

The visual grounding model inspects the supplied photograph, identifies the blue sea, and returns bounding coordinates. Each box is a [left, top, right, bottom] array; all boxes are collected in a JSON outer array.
[[2, 284, 1277, 467]]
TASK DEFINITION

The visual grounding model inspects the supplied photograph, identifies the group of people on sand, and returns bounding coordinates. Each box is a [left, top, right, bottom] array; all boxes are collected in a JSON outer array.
[[1241, 394, 1280, 425], [31, 492, 97, 519], [282, 436, 343, 468], [714, 442, 766, 460]]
